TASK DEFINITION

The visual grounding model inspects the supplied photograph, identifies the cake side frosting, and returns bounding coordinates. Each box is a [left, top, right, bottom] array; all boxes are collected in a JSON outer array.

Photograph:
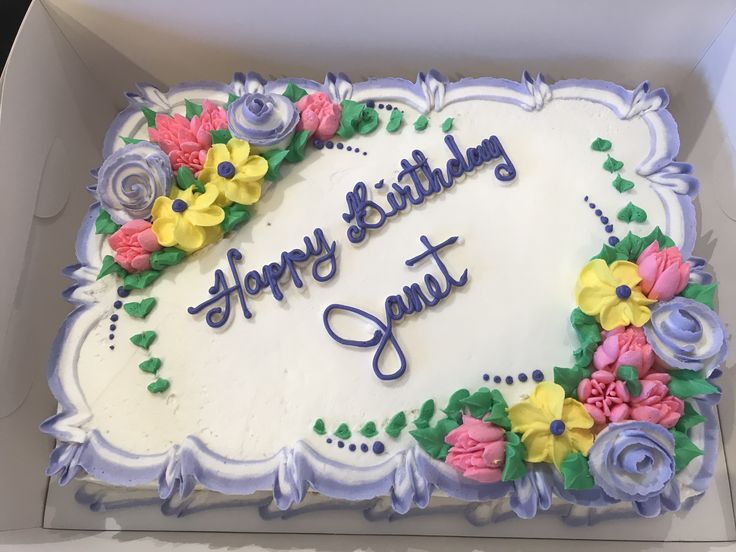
[[41, 72, 724, 520]]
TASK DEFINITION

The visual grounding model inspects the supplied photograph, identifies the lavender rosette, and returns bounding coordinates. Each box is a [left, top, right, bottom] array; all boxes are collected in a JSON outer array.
[[588, 421, 676, 502], [644, 297, 727, 375], [95, 142, 173, 224], [227, 92, 299, 151]]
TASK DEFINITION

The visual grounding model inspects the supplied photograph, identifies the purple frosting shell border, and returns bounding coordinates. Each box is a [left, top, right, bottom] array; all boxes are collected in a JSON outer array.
[[42, 71, 716, 521]]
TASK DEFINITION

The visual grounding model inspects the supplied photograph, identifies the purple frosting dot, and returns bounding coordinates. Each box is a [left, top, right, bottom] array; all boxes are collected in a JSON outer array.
[[493, 375, 502, 384], [346, 146, 352, 151], [518, 372, 528, 382], [349, 443, 356, 452], [482, 373, 490, 381], [336, 143, 344, 150], [366, 100, 375, 108], [113, 301, 122, 309], [583, 195, 589, 202], [609, 236, 620, 246], [378, 103, 385, 109], [363, 152, 367, 156], [171, 199, 188, 213], [616, 284, 632, 299], [594, 209, 602, 216], [605, 224, 614, 233], [589, 203, 596, 209], [325, 141, 334, 149], [326, 438, 332, 444], [109, 345, 115, 350], [354, 147, 360, 153], [110, 314, 119, 322], [600, 216, 609, 224], [337, 441, 345, 448], [108, 333, 115, 340], [505, 375, 514, 385], [385, 104, 393, 110], [532, 370, 544, 382], [216, 161, 236, 179], [360, 443, 369, 453], [117, 287, 129, 298], [372, 441, 385, 455], [549, 419, 566, 436], [109, 324, 116, 331]]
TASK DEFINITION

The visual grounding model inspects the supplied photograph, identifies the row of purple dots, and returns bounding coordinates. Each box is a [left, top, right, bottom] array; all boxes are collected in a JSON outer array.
[[313, 138, 368, 155], [365, 100, 396, 111], [482, 370, 545, 385], [584, 195, 619, 246], [325, 437, 385, 455], [108, 286, 130, 350]]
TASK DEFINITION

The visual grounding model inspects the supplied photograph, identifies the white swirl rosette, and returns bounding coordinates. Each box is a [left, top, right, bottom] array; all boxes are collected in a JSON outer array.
[[96, 142, 173, 224]]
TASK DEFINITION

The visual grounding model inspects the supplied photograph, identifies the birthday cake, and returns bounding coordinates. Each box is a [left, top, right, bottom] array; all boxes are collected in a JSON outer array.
[[42, 71, 727, 521]]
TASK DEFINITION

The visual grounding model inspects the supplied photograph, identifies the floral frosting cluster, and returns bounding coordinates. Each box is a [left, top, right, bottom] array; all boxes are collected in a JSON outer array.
[[409, 228, 725, 506], [92, 82, 359, 290]]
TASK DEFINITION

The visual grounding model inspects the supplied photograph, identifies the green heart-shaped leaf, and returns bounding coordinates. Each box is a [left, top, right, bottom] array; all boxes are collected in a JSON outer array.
[[124, 298, 157, 319], [138, 357, 162, 374], [130, 330, 157, 350], [147, 377, 170, 394]]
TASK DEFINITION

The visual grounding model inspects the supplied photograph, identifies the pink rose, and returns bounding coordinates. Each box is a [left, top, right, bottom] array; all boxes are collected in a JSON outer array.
[[295, 92, 341, 141], [593, 325, 654, 378], [630, 373, 684, 428], [148, 100, 228, 174], [108, 219, 161, 273], [444, 415, 506, 483], [577, 370, 631, 426], [636, 241, 690, 301]]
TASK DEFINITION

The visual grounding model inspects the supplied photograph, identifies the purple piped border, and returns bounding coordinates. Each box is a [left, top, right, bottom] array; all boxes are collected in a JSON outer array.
[[42, 71, 715, 522]]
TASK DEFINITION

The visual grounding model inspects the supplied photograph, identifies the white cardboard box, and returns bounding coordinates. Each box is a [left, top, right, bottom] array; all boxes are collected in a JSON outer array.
[[3, 0, 736, 549]]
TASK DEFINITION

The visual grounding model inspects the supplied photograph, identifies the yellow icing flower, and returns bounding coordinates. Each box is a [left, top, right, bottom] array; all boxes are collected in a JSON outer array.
[[507, 382, 594, 468], [575, 259, 656, 331], [199, 138, 268, 206], [151, 183, 224, 253]]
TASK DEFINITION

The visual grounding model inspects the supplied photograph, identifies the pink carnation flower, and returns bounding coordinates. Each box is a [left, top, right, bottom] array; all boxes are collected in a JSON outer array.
[[630, 373, 684, 428], [108, 219, 161, 273], [577, 370, 631, 426], [636, 241, 690, 301], [593, 325, 654, 377], [444, 415, 506, 483], [295, 92, 341, 141], [148, 100, 228, 174]]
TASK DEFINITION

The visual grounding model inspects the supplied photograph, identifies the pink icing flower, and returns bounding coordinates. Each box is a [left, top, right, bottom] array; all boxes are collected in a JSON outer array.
[[593, 325, 655, 378], [444, 415, 506, 483], [108, 219, 161, 273], [636, 241, 690, 301], [148, 100, 228, 174], [295, 92, 341, 141], [577, 370, 631, 426], [630, 372, 684, 428]]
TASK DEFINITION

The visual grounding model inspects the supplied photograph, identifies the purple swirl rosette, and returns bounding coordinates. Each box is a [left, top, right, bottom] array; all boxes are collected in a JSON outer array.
[[227, 92, 299, 151], [96, 142, 173, 224], [644, 297, 727, 376], [588, 421, 676, 502]]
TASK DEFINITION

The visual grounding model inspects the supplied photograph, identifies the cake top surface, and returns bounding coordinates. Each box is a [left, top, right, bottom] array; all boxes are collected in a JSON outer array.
[[42, 71, 725, 520]]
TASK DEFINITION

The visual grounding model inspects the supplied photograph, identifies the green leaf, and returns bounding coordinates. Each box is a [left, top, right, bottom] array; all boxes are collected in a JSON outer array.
[[483, 402, 511, 430], [435, 417, 460, 435], [220, 203, 251, 234], [441, 117, 454, 133], [123, 298, 157, 319], [560, 452, 594, 489], [675, 401, 707, 434], [121, 136, 145, 145], [357, 107, 379, 135], [458, 387, 493, 418], [225, 93, 239, 108], [359, 421, 378, 438], [147, 378, 170, 394], [210, 129, 232, 145], [554, 366, 589, 398], [612, 173, 635, 193], [150, 247, 187, 271], [413, 399, 435, 429], [570, 307, 602, 369], [617, 202, 648, 223], [386, 109, 403, 133], [123, 270, 162, 291], [614, 227, 675, 262], [282, 82, 308, 103], [176, 166, 204, 193], [95, 209, 120, 235], [409, 425, 449, 459], [442, 388, 470, 423], [590, 137, 612, 152], [680, 283, 717, 310], [130, 330, 157, 350], [334, 423, 351, 439], [97, 255, 127, 280], [385, 411, 407, 438], [668, 370, 719, 399], [313, 418, 326, 435], [616, 364, 642, 397], [502, 431, 528, 481], [336, 100, 366, 139], [285, 130, 310, 163], [185, 99, 203, 120], [603, 155, 624, 173], [590, 244, 626, 264], [261, 148, 290, 181], [414, 114, 429, 131], [138, 357, 162, 374], [671, 428, 704, 472], [141, 106, 157, 128]]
